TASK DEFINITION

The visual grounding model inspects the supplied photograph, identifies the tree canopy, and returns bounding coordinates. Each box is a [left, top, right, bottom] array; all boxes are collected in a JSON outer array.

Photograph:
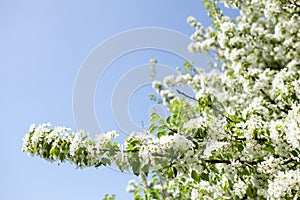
[[23, 0, 300, 199]]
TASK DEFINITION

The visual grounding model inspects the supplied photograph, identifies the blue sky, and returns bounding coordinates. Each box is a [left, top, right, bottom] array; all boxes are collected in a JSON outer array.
[[0, 1, 237, 199]]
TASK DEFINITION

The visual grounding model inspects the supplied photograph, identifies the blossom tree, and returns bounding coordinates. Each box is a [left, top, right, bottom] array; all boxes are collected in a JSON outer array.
[[22, 0, 300, 199]]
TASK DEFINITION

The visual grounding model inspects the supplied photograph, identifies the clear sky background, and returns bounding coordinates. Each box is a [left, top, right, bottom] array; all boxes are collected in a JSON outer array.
[[0, 1, 236, 199]]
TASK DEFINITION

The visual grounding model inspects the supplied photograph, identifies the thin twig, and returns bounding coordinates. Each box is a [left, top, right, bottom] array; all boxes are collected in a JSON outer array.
[[176, 89, 197, 101], [259, 89, 288, 114]]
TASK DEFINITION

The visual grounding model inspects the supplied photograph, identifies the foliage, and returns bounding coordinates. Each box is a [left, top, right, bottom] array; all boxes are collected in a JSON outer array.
[[22, 0, 300, 199], [103, 194, 116, 200]]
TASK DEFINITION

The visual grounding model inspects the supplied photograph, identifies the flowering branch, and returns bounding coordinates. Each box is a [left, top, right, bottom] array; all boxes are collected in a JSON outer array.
[[23, 0, 300, 199]]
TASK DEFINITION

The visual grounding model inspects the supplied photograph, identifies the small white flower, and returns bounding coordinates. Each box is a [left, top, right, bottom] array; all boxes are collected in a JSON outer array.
[[29, 124, 35, 132], [126, 180, 138, 192], [187, 16, 196, 25]]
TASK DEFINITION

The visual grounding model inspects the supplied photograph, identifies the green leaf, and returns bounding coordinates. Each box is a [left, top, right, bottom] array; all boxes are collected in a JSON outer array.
[[101, 157, 111, 166], [50, 147, 56, 157], [157, 131, 166, 138], [246, 187, 256, 198], [109, 148, 116, 157], [148, 124, 158, 134], [127, 144, 134, 151], [141, 163, 150, 177], [150, 188, 160, 199], [173, 167, 177, 177], [59, 153, 65, 161], [131, 159, 141, 176], [134, 195, 143, 200], [191, 170, 200, 183], [200, 172, 209, 181], [166, 116, 172, 124], [237, 143, 244, 151], [61, 141, 66, 149], [133, 188, 141, 197], [150, 113, 160, 122]]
